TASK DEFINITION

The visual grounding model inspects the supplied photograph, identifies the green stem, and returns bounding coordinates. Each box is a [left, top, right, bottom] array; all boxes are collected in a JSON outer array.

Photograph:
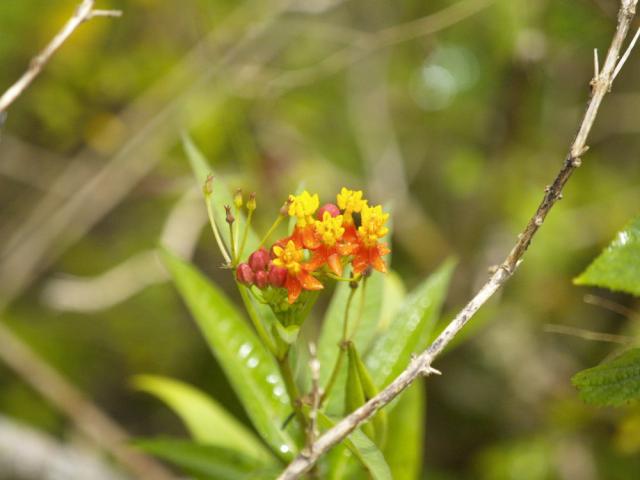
[[278, 351, 307, 432], [237, 283, 277, 355], [320, 285, 358, 405], [237, 209, 253, 260], [348, 276, 368, 339], [258, 215, 284, 249], [228, 220, 237, 265], [205, 195, 231, 265]]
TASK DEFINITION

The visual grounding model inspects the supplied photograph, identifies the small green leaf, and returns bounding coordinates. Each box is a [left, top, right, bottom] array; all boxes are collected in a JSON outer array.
[[136, 438, 278, 480], [572, 348, 640, 406], [383, 380, 425, 480], [160, 248, 296, 459], [574, 216, 640, 296], [317, 413, 392, 480], [274, 321, 300, 345], [132, 375, 273, 463], [345, 343, 387, 446], [366, 259, 456, 388]]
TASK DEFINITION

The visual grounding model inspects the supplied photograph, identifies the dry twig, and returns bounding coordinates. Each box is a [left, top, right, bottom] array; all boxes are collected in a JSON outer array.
[[0, 0, 121, 114], [277, 1, 639, 477]]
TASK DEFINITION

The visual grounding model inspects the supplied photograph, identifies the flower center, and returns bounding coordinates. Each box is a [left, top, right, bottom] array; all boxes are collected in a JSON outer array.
[[357, 204, 389, 247]]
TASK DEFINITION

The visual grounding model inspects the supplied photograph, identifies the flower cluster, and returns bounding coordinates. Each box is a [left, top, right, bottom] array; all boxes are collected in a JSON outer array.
[[236, 188, 390, 304]]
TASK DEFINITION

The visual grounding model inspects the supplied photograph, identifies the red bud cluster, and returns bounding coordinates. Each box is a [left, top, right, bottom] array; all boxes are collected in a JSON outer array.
[[236, 247, 287, 289]]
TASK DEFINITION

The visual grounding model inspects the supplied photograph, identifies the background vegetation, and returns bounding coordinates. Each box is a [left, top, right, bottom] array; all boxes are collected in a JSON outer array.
[[1, 0, 640, 478]]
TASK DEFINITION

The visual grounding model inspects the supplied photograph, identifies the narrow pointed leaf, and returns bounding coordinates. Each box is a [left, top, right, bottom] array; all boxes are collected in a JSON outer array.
[[136, 439, 279, 480], [383, 381, 425, 480], [345, 344, 373, 439], [572, 348, 640, 406], [574, 216, 640, 296], [160, 248, 296, 459], [366, 259, 455, 388], [318, 413, 392, 480], [133, 375, 273, 462]]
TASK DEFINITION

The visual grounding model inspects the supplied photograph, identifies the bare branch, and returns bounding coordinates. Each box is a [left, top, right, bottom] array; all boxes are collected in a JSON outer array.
[[0, 0, 122, 114], [277, 1, 640, 477]]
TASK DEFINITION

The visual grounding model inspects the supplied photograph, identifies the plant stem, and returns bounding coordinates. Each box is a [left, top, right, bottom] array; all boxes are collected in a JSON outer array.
[[278, 351, 307, 432], [238, 209, 254, 260], [205, 194, 231, 265], [237, 283, 277, 355], [259, 215, 285, 249], [320, 284, 358, 405]]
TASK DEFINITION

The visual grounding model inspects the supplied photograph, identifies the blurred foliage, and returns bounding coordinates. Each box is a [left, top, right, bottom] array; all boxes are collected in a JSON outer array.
[[1, 0, 640, 478]]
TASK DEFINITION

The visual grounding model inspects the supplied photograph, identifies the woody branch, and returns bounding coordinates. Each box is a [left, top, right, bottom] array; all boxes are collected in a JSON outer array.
[[277, 0, 639, 478], [0, 0, 121, 114]]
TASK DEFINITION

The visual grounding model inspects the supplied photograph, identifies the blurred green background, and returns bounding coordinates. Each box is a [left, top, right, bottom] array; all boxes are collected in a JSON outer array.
[[1, 0, 640, 478]]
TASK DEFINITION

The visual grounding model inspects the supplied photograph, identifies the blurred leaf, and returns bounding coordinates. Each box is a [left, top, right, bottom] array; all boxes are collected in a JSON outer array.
[[182, 134, 260, 256], [574, 216, 640, 296], [318, 413, 392, 480], [572, 348, 640, 407], [160, 248, 296, 459], [133, 375, 273, 463], [136, 438, 278, 480], [366, 259, 456, 387], [383, 381, 425, 480]]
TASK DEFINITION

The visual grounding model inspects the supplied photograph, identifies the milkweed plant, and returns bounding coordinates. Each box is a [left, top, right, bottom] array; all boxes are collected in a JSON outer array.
[[133, 136, 455, 479]]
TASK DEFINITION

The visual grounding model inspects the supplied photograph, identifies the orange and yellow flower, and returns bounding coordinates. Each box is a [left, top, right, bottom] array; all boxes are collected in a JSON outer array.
[[351, 204, 390, 275], [272, 240, 323, 303], [306, 211, 353, 276]]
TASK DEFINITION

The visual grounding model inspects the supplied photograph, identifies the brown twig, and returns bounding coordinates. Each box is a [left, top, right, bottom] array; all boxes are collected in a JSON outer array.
[[277, 1, 639, 477], [0, 0, 121, 114]]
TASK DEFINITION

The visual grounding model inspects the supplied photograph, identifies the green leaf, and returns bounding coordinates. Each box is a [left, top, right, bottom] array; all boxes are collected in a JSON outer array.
[[366, 259, 455, 388], [383, 380, 425, 480], [318, 413, 392, 480], [132, 375, 273, 463], [136, 438, 278, 480], [182, 134, 260, 256], [160, 248, 296, 459], [574, 216, 640, 296], [572, 348, 640, 406], [319, 271, 399, 415], [345, 343, 387, 445]]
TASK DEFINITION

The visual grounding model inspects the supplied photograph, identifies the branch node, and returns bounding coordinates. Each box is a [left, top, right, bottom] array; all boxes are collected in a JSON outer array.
[[534, 215, 543, 226], [571, 157, 583, 168]]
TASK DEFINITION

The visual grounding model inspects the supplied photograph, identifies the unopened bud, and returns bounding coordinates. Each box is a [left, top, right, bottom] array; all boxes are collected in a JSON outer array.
[[248, 248, 270, 272], [224, 205, 234, 225], [317, 203, 340, 219], [280, 197, 292, 216], [247, 192, 257, 211], [236, 263, 254, 286], [255, 270, 269, 289], [203, 174, 214, 195], [233, 189, 243, 209], [268, 264, 287, 288]]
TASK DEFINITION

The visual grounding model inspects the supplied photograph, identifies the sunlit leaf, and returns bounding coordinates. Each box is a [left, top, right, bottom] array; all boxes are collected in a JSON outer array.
[[132, 375, 273, 463], [136, 438, 279, 480], [572, 348, 640, 406], [160, 248, 296, 459], [574, 216, 640, 296], [383, 381, 425, 480], [366, 259, 455, 388]]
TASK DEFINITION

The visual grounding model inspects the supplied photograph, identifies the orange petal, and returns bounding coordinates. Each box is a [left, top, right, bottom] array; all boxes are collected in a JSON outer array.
[[302, 226, 321, 250], [371, 254, 387, 273], [305, 253, 326, 272], [327, 253, 343, 276], [286, 276, 302, 303], [299, 271, 324, 291], [352, 255, 368, 275]]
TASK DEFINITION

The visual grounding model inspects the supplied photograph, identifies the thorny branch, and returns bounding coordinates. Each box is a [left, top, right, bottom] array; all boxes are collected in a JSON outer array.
[[0, 0, 121, 114], [277, 1, 639, 478]]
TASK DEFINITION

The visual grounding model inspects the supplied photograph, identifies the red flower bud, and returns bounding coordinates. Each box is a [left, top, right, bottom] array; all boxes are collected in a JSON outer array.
[[248, 248, 270, 272], [255, 270, 269, 289], [236, 263, 254, 286], [317, 203, 341, 219], [268, 264, 287, 288]]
